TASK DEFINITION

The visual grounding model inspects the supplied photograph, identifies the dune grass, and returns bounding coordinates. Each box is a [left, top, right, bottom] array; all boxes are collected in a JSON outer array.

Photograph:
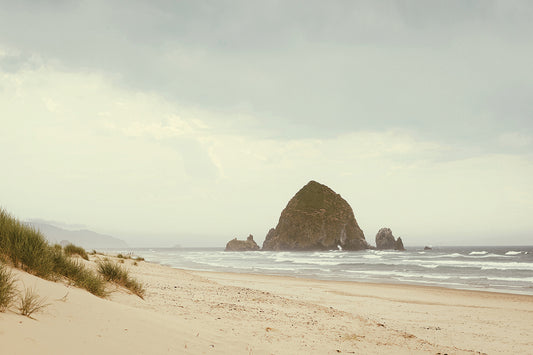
[[18, 286, 49, 318], [0, 208, 106, 297], [50, 247, 107, 297], [0, 211, 54, 277], [63, 243, 89, 260], [97, 259, 145, 298], [0, 262, 17, 311]]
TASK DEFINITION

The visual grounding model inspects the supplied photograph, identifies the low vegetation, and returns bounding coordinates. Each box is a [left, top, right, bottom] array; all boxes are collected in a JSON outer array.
[[0, 208, 106, 297], [63, 243, 89, 260], [116, 253, 144, 262], [97, 259, 145, 298], [0, 262, 17, 311], [50, 248, 107, 297], [1, 208, 145, 305], [0, 210, 55, 277], [18, 286, 49, 318]]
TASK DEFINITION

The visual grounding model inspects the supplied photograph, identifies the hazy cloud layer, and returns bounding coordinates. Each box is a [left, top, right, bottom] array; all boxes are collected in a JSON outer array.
[[1, 1, 532, 246], [2, 1, 532, 143]]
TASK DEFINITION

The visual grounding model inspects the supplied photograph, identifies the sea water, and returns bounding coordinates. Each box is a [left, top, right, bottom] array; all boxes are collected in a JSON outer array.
[[113, 246, 533, 295]]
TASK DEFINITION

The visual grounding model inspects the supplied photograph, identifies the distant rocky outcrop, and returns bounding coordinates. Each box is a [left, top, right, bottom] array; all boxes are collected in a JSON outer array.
[[262, 180, 369, 251], [395, 237, 405, 251], [375, 228, 405, 251], [225, 235, 260, 251]]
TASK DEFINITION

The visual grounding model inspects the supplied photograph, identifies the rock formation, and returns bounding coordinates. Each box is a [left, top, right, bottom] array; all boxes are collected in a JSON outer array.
[[375, 228, 405, 251], [225, 234, 260, 251], [262, 180, 369, 251], [395, 236, 405, 251]]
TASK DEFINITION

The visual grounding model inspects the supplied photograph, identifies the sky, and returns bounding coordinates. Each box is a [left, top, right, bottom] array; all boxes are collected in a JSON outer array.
[[1, 1, 532, 247]]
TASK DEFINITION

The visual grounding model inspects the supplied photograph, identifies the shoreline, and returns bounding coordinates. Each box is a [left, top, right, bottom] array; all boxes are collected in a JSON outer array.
[[122, 245, 533, 297], [2, 255, 532, 354], [169, 263, 533, 297], [191, 267, 533, 299], [145, 259, 533, 297]]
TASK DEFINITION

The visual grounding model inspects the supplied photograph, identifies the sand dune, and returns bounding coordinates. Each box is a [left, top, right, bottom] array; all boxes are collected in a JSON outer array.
[[1, 256, 532, 354]]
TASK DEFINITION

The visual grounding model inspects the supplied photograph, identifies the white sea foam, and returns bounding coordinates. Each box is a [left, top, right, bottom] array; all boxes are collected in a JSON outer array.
[[418, 264, 439, 269], [475, 253, 507, 258], [487, 276, 533, 283], [442, 253, 464, 258], [505, 251, 522, 255], [481, 263, 533, 271], [469, 251, 488, 255]]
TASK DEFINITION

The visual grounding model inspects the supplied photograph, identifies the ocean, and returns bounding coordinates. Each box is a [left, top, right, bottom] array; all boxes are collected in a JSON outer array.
[[116, 246, 533, 295]]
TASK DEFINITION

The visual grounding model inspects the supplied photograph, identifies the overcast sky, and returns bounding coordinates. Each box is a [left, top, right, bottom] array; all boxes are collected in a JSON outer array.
[[1, 1, 532, 247]]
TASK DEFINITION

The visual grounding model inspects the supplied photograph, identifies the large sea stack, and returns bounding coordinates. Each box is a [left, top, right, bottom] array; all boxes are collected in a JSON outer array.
[[262, 180, 369, 251]]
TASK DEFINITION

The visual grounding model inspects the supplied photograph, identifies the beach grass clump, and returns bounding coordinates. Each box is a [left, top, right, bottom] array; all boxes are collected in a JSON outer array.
[[97, 259, 145, 298], [0, 210, 54, 277], [50, 247, 106, 296], [0, 263, 18, 311], [63, 243, 89, 260], [50, 248, 107, 297], [0, 208, 106, 297], [117, 253, 132, 259], [18, 286, 49, 318]]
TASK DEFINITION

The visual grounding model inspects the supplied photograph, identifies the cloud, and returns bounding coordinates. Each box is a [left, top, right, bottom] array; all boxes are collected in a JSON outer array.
[[498, 132, 532, 149], [1, 1, 532, 144], [1, 2, 532, 245]]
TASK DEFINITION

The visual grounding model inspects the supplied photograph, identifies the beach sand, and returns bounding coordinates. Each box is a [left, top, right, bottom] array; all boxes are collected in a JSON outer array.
[[1, 255, 532, 354]]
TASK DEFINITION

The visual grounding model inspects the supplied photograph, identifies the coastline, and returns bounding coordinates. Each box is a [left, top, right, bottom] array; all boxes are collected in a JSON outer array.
[[1, 256, 532, 354], [128, 246, 533, 296]]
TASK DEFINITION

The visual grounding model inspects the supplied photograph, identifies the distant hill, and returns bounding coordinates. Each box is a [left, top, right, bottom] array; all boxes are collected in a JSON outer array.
[[26, 220, 128, 249]]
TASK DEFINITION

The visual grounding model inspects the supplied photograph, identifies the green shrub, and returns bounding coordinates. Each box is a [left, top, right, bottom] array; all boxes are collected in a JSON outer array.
[[97, 260, 144, 298], [0, 263, 17, 311], [63, 243, 89, 260]]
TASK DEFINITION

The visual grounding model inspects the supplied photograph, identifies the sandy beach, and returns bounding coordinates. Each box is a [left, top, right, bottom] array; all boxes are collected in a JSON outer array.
[[1, 255, 532, 354]]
